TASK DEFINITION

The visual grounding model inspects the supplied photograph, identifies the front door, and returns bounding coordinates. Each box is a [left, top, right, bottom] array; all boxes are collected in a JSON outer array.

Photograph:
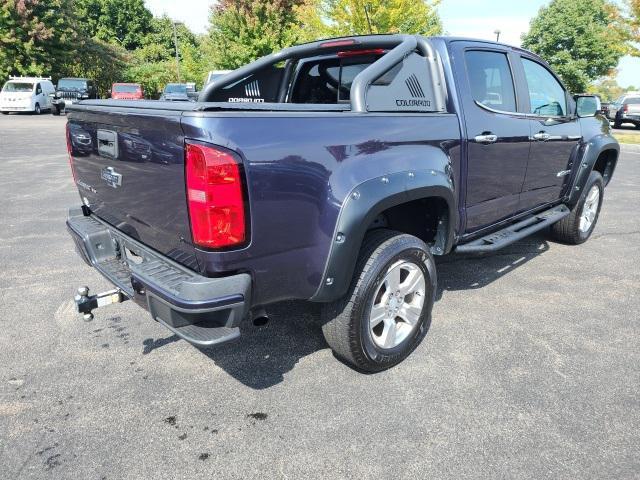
[[452, 43, 532, 232], [518, 56, 582, 209]]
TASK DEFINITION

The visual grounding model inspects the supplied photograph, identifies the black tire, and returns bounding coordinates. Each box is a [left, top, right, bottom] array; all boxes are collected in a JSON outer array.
[[321, 229, 437, 372], [51, 106, 60, 116], [33, 103, 41, 115], [550, 171, 604, 245]]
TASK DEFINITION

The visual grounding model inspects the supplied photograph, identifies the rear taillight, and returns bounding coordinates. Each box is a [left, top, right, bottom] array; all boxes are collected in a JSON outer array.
[[185, 142, 246, 249], [623, 104, 629, 113], [65, 123, 77, 183]]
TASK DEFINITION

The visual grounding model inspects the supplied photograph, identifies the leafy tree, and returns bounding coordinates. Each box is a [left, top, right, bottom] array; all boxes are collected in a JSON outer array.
[[0, 0, 78, 80], [587, 76, 626, 101], [74, 0, 153, 50], [206, 0, 305, 69], [522, 0, 626, 92], [323, 0, 442, 36], [66, 39, 128, 96]]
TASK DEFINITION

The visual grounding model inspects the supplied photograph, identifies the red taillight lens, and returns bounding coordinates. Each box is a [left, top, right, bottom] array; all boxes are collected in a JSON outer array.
[[623, 104, 629, 113], [185, 142, 246, 249], [65, 123, 77, 183]]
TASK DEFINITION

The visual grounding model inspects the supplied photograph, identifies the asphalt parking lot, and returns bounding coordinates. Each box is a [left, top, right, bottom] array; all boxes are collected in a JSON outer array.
[[1, 113, 638, 479]]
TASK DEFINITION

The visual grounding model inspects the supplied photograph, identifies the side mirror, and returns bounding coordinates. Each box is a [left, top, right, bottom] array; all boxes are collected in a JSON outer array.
[[575, 95, 601, 117]]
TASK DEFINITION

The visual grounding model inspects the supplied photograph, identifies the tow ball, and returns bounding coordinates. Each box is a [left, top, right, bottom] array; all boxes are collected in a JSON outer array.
[[74, 286, 128, 321]]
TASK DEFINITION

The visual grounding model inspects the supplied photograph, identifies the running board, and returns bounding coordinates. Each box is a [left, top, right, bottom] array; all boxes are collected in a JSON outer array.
[[456, 204, 570, 254]]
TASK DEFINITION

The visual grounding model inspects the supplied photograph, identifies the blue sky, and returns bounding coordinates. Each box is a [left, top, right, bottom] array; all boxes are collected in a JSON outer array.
[[145, 0, 639, 87]]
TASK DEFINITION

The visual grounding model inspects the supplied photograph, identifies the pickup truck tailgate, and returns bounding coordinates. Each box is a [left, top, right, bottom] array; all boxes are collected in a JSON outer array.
[[67, 108, 199, 270]]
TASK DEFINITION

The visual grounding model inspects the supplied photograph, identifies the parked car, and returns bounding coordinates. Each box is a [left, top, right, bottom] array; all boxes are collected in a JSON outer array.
[[204, 70, 231, 86], [606, 92, 640, 128], [65, 35, 618, 372], [110, 83, 144, 100], [0, 77, 55, 114], [51, 78, 97, 115], [159, 83, 193, 102]]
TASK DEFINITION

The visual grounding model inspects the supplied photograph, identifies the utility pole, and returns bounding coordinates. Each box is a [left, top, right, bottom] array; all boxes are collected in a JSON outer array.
[[173, 21, 182, 83], [364, 4, 373, 35], [494, 29, 501, 42]]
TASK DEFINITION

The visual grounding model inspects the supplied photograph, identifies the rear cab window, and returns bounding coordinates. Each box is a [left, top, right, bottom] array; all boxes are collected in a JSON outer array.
[[290, 53, 385, 104]]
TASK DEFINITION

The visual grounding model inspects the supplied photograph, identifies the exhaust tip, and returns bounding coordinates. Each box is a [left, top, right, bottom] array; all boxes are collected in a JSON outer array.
[[252, 309, 269, 327]]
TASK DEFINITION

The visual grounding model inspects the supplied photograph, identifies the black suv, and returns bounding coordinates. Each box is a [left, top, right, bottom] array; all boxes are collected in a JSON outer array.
[[51, 78, 97, 115]]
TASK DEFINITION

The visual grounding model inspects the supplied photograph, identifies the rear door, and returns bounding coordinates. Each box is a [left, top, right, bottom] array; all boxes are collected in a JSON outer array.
[[517, 56, 581, 209], [451, 42, 531, 232]]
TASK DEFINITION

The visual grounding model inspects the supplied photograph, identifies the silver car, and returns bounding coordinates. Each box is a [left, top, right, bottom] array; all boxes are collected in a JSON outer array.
[[607, 94, 640, 128]]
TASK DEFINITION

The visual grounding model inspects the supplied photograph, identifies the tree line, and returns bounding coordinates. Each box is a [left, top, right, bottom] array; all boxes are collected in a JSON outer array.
[[0, 0, 638, 100]]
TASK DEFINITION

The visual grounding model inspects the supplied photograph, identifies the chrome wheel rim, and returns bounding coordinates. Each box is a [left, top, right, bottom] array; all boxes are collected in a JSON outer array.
[[579, 185, 600, 233], [369, 260, 426, 349]]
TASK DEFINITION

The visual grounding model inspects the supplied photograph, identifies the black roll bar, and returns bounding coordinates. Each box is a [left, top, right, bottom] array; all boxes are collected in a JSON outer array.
[[198, 34, 445, 113]]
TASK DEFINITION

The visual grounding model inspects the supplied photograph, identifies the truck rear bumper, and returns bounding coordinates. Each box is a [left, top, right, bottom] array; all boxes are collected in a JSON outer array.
[[66, 208, 251, 347]]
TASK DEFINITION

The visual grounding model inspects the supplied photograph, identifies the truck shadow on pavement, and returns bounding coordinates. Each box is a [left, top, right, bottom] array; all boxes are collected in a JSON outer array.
[[145, 232, 551, 389]]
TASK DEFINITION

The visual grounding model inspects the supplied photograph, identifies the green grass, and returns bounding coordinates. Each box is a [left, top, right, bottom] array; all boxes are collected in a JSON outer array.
[[613, 134, 640, 145]]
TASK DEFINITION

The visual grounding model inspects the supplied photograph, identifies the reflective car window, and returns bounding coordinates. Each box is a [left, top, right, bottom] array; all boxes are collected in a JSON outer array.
[[522, 58, 567, 116], [465, 50, 517, 112]]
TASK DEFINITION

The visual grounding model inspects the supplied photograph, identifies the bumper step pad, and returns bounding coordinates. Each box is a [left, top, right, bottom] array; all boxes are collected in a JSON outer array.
[[66, 208, 250, 347]]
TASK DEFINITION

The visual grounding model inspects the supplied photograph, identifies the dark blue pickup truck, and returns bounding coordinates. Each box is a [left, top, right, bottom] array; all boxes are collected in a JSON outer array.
[[66, 35, 618, 371]]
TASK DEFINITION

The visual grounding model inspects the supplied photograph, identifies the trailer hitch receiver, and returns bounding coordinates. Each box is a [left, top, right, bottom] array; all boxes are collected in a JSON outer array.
[[74, 286, 128, 321]]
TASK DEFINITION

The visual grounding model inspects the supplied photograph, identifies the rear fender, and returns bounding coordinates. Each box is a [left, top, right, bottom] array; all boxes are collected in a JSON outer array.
[[311, 168, 457, 303]]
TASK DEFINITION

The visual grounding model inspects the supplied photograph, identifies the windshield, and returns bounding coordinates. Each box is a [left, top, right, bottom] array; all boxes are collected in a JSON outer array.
[[58, 79, 87, 90], [2, 82, 34, 92], [164, 84, 187, 94], [113, 84, 140, 93]]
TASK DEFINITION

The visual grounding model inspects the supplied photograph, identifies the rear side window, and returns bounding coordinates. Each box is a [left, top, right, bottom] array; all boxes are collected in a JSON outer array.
[[522, 58, 567, 116], [465, 50, 517, 112], [291, 55, 383, 104], [624, 97, 640, 104]]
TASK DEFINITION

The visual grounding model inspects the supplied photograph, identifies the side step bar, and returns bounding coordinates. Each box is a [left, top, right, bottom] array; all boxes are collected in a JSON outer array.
[[456, 204, 570, 254]]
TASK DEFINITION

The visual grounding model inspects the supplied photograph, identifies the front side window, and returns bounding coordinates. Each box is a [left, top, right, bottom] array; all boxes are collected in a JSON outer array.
[[465, 50, 517, 112], [522, 58, 567, 116]]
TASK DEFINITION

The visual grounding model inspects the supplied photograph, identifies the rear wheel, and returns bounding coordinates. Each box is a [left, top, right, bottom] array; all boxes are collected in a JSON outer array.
[[550, 171, 603, 244], [321, 230, 436, 372]]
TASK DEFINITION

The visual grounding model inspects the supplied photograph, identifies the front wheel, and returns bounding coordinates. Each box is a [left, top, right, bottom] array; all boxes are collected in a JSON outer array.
[[51, 106, 60, 116], [550, 171, 604, 244], [321, 230, 437, 372], [33, 103, 41, 115]]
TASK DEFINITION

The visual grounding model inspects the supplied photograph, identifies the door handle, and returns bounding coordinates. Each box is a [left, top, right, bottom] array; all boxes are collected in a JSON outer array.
[[474, 133, 498, 145], [533, 132, 551, 141]]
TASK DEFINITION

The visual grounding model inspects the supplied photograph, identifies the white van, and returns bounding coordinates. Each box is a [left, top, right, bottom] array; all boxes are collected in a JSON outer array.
[[0, 77, 55, 114]]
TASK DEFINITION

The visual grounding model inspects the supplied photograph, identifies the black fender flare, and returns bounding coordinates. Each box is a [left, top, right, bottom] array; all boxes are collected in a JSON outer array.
[[310, 169, 457, 303], [567, 134, 619, 209]]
